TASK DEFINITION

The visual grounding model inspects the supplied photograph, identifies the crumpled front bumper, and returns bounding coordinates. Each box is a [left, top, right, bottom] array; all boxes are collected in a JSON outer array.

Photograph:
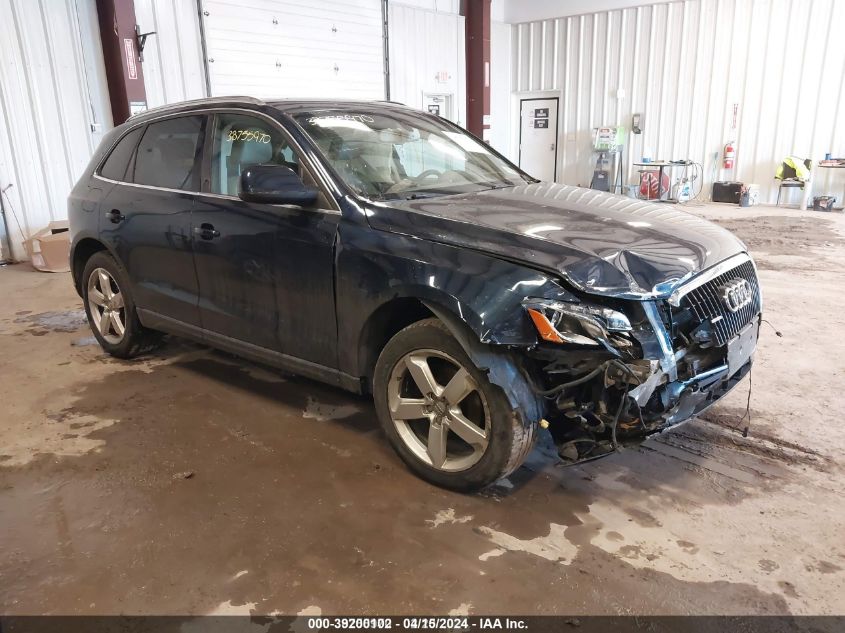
[[626, 303, 761, 432], [529, 293, 761, 463], [649, 354, 753, 431]]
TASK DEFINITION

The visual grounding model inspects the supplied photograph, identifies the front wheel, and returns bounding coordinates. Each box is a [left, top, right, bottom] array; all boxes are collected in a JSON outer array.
[[373, 319, 537, 491]]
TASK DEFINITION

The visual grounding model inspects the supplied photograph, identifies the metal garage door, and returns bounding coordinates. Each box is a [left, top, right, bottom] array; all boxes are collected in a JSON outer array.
[[200, 0, 385, 100]]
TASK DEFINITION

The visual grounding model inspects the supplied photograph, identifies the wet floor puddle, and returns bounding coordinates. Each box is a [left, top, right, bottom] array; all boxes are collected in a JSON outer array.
[[0, 342, 838, 615]]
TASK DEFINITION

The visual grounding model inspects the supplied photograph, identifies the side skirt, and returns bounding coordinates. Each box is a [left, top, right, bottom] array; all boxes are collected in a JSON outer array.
[[137, 308, 364, 394]]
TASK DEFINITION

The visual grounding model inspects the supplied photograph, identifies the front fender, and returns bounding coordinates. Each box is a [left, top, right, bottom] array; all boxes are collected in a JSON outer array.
[[336, 221, 575, 380]]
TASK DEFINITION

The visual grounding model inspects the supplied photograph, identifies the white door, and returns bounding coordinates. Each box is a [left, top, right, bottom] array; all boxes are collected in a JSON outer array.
[[519, 98, 558, 181], [201, 0, 385, 99]]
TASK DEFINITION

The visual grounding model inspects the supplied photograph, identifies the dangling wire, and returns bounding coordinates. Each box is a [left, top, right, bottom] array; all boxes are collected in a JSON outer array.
[[604, 359, 641, 452], [724, 317, 779, 437], [531, 362, 610, 397], [761, 319, 783, 337], [738, 371, 752, 438], [720, 370, 753, 438]]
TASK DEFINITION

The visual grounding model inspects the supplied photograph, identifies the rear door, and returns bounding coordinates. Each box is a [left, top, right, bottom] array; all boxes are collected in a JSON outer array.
[[97, 115, 206, 326], [190, 110, 340, 366]]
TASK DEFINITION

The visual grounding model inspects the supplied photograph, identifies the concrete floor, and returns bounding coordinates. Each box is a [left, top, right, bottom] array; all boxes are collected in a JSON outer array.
[[1, 203, 844, 616]]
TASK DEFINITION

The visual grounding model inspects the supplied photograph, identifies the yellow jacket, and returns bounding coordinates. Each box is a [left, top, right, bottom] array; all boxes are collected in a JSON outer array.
[[775, 157, 812, 181]]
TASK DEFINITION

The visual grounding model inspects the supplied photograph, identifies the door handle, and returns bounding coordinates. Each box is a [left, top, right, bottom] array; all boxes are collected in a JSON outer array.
[[193, 223, 220, 240], [106, 208, 124, 223]]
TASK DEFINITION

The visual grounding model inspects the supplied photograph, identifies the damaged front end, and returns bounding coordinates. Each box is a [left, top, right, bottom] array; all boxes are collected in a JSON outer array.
[[522, 253, 762, 464]]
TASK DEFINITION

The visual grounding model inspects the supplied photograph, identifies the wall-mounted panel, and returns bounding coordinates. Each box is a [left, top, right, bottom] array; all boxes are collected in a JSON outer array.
[[509, 0, 845, 203], [0, 0, 111, 261]]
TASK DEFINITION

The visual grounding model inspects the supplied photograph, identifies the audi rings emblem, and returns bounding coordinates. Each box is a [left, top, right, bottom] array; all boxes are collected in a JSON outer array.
[[720, 278, 753, 312]]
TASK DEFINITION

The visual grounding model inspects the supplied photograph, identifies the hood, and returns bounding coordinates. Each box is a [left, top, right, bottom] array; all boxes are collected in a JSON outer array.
[[367, 182, 747, 299]]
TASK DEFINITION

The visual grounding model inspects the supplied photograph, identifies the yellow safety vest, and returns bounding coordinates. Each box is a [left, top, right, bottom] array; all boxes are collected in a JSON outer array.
[[775, 156, 812, 181]]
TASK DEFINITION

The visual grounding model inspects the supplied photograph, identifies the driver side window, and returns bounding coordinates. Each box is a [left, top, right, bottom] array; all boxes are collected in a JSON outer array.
[[210, 113, 299, 196]]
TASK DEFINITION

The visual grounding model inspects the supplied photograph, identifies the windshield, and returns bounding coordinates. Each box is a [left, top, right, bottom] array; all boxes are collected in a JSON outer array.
[[292, 110, 533, 200]]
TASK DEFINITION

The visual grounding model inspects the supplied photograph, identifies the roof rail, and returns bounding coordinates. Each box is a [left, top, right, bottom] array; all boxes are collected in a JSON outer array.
[[128, 96, 266, 119]]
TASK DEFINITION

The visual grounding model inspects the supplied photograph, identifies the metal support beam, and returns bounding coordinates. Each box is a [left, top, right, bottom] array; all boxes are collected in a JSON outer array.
[[382, 0, 391, 101], [95, 0, 147, 125], [462, 0, 491, 138], [196, 0, 213, 97]]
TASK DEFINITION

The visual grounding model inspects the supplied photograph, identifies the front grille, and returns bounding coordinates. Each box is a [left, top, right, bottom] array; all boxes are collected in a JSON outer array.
[[678, 260, 761, 347]]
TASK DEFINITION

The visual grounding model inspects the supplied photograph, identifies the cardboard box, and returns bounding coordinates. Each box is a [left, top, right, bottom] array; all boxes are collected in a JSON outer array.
[[22, 220, 70, 273]]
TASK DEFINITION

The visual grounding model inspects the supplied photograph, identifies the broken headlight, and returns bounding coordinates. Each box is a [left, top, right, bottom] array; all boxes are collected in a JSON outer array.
[[523, 298, 632, 346]]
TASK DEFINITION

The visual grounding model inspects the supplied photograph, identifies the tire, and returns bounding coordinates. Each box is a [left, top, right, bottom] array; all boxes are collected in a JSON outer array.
[[373, 318, 537, 491], [81, 251, 162, 359]]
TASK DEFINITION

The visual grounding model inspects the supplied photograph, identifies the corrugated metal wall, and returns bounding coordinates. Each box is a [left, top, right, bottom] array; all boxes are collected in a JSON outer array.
[[510, 0, 845, 203], [135, 0, 208, 107], [388, 2, 466, 126], [0, 0, 111, 261]]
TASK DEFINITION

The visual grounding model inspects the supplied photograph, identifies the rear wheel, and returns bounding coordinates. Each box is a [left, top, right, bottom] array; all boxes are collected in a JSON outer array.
[[81, 251, 161, 358], [373, 319, 536, 491]]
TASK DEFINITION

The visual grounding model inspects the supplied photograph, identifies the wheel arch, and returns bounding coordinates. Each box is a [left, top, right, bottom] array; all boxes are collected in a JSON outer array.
[[71, 237, 112, 296], [355, 283, 500, 386], [357, 296, 435, 391], [356, 290, 544, 427]]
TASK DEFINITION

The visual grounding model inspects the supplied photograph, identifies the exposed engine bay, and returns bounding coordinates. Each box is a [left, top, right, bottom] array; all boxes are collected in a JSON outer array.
[[523, 254, 762, 464]]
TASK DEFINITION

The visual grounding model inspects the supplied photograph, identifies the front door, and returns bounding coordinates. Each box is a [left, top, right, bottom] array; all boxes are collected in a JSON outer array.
[[191, 111, 340, 367], [518, 98, 559, 182], [98, 115, 205, 326]]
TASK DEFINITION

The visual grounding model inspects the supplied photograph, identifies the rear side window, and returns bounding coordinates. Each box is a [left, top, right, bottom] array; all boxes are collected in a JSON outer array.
[[132, 116, 204, 191], [99, 127, 144, 181]]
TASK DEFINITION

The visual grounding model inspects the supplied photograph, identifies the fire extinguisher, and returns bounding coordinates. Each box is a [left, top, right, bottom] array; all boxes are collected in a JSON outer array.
[[723, 142, 736, 170]]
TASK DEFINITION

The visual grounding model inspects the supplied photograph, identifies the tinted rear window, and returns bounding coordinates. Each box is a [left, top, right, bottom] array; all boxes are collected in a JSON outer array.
[[132, 116, 204, 191], [100, 126, 144, 181]]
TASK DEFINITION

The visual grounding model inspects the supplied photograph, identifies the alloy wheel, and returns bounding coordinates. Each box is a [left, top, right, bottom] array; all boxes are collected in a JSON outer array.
[[387, 349, 490, 472], [87, 267, 126, 345]]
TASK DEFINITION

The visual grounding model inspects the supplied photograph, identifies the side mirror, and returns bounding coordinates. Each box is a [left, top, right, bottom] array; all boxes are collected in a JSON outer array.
[[239, 164, 319, 206]]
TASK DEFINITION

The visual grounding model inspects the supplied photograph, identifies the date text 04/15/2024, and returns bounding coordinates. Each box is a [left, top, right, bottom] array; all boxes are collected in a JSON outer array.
[[306, 617, 528, 630]]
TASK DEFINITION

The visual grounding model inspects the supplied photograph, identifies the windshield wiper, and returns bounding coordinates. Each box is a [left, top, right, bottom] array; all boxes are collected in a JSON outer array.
[[474, 180, 515, 191], [404, 192, 442, 200], [405, 185, 508, 199]]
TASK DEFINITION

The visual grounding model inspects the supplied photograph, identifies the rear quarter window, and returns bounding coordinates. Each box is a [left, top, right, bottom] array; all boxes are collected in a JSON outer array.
[[132, 116, 205, 191], [99, 126, 144, 182]]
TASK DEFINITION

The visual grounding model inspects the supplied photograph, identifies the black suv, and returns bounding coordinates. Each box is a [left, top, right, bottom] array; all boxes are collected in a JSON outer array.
[[69, 97, 761, 490]]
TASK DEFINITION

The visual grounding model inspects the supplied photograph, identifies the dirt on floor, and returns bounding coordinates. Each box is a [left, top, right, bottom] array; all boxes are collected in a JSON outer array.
[[0, 203, 844, 617], [709, 213, 844, 273]]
